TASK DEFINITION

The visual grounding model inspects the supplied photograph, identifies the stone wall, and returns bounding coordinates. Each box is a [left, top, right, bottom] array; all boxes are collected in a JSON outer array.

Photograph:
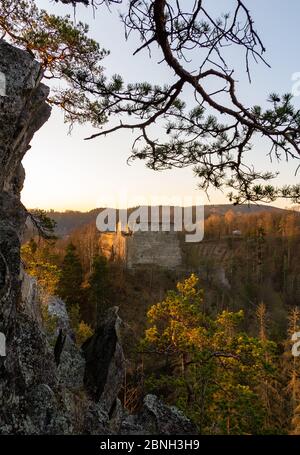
[[126, 231, 182, 269], [99, 230, 182, 269]]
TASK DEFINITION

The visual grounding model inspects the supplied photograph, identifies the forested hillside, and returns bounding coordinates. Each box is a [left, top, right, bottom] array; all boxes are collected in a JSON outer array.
[[21, 207, 300, 434], [37, 204, 289, 237]]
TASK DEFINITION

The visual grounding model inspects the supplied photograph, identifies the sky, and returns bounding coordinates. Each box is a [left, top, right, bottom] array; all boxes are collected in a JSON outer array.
[[21, 0, 300, 211]]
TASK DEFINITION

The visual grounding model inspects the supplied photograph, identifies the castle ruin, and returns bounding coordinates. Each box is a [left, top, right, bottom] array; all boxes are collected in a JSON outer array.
[[99, 221, 182, 269]]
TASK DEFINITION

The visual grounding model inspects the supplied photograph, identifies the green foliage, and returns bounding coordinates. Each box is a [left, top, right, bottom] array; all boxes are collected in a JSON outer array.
[[68, 303, 94, 346], [141, 274, 280, 434], [0, 0, 108, 125], [56, 243, 83, 308], [76, 320, 94, 346], [21, 238, 61, 295], [29, 209, 57, 240]]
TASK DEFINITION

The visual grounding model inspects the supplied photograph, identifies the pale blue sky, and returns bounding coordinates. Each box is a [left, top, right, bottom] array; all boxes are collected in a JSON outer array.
[[21, 0, 300, 211]]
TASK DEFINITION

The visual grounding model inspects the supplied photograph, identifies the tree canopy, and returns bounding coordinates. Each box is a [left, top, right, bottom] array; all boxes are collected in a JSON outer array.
[[1, 0, 300, 203], [141, 274, 281, 434]]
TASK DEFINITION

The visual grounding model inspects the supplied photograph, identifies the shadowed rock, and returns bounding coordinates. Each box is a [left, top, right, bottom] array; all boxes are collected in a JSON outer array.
[[82, 307, 126, 414]]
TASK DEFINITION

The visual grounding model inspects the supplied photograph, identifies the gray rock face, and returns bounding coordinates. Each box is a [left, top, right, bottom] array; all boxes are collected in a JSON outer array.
[[0, 40, 51, 195], [43, 293, 86, 390], [0, 39, 53, 434], [121, 395, 198, 435]]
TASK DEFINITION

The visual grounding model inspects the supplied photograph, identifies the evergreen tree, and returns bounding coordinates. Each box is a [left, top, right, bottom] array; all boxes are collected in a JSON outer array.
[[87, 254, 110, 325], [29, 209, 57, 240], [56, 243, 83, 308]]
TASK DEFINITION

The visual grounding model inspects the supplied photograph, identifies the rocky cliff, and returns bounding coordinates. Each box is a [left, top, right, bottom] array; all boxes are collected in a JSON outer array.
[[0, 39, 53, 433], [0, 40, 197, 435]]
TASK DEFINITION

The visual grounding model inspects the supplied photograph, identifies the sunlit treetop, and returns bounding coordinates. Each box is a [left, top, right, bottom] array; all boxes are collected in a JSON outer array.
[[0, 0, 109, 125]]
